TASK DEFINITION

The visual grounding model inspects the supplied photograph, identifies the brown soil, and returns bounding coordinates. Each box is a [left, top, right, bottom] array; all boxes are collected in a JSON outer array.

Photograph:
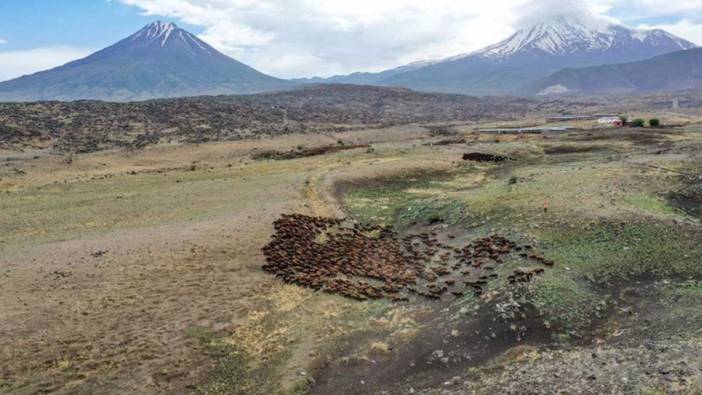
[[0, 212, 279, 394]]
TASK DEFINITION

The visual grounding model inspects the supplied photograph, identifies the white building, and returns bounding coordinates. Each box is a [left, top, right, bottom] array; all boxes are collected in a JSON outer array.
[[597, 117, 622, 125]]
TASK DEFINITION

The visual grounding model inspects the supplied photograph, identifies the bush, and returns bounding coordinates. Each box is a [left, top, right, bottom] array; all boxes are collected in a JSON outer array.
[[427, 125, 456, 137], [619, 115, 628, 124], [397, 198, 465, 227], [631, 118, 645, 128], [649, 118, 661, 127]]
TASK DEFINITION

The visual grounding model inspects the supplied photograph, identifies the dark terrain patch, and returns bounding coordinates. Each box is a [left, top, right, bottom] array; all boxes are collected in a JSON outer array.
[[564, 128, 673, 146], [311, 299, 552, 395], [462, 152, 512, 162], [311, 276, 702, 395], [667, 175, 702, 218], [424, 137, 466, 146], [543, 144, 608, 155], [449, 278, 702, 394], [251, 144, 370, 160]]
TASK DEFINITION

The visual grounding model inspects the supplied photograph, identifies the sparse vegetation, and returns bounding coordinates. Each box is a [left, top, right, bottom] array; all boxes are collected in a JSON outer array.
[[0, 85, 542, 153], [342, 170, 456, 227], [397, 198, 466, 227], [544, 220, 702, 282], [631, 118, 646, 127], [426, 125, 457, 136], [3, 91, 702, 395], [528, 274, 601, 329], [187, 326, 268, 395]]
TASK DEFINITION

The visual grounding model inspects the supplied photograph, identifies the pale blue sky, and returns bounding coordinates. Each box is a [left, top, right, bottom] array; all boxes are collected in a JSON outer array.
[[0, 0, 203, 50]]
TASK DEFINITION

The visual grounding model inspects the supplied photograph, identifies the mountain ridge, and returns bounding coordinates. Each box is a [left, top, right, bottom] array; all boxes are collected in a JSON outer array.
[[0, 21, 295, 102], [312, 15, 697, 95], [530, 47, 702, 95]]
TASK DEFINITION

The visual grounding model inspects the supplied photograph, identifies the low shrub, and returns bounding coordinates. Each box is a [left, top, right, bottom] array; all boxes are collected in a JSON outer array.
[[631, 119, 645, 128]]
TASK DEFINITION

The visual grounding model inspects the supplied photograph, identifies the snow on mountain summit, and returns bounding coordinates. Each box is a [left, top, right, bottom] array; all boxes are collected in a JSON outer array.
[[133, 21, 177, 45], [128, 21, 213, 54], [458, 15, 697, 60]]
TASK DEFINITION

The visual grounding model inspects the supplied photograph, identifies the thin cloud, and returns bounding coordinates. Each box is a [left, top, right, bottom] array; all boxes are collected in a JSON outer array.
[[119, 0, 525, 78], [0, 38, 7, 45], [515, 0, 607, 28], [639, 20, 702, 45], [599, 0, 702, 24]]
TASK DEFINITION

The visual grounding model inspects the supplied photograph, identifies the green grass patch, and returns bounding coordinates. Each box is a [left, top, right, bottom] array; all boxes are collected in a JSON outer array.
[[196, 344, 267, 395], [186, 325, 270, 395], [396, 198, 466, 228], [626, 194, 682, 217], [523, 220, 702, 328], [528, 274, 603, 329], [660, 279, 702, 302], [186, 325, 218, 343], [343, 170, 459, 227], [0, 378, 13, 390], [542, 220, 702, 282]]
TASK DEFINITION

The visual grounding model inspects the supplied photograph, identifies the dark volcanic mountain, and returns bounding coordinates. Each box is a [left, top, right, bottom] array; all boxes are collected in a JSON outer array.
[[530, 47, 702, 95], [315, 15, 697, 95], [0, 21, 295, 102]]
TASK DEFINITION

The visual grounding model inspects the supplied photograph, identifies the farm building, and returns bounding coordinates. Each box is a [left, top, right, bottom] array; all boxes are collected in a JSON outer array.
[[597, 117, 624, 127]]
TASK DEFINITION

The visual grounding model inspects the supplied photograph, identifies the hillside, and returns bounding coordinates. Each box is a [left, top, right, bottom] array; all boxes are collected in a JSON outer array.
[[0, 85, 537, 152], [0, 21, 294, 102], [531, 48, 702, 95]]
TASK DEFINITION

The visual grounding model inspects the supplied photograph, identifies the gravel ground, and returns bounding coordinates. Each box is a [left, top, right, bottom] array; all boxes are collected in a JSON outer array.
[[437, 339, 702, 394]]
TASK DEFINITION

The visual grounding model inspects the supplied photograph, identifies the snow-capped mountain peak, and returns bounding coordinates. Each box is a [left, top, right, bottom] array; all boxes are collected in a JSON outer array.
[[133, 21, 177, 46], [127, 21, 214, 55], [451, 14, 696, 61]]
